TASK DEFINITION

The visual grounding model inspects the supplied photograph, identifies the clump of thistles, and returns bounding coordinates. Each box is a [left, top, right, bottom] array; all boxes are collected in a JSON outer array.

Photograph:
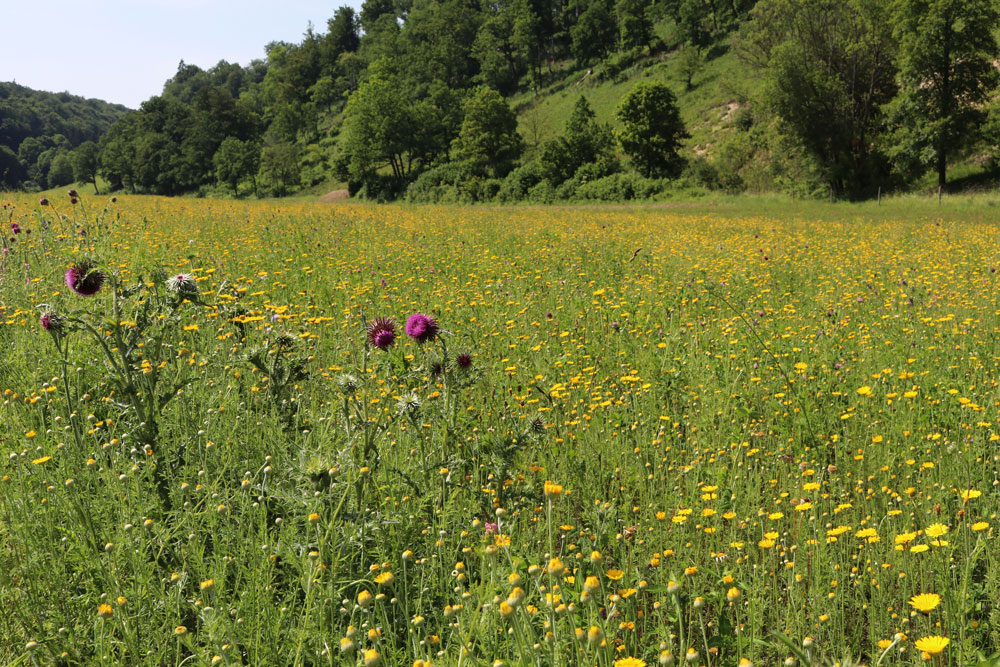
[[405, 313, 438, 344], [366, 317, 396, 350], [65, 260, 105, 296]]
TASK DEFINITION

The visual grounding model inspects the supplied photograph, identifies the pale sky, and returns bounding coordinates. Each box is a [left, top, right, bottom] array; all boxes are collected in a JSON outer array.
[[2, 0, 364, 109]]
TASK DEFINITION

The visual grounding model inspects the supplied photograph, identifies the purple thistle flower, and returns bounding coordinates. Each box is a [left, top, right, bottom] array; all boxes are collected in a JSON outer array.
[[405, 313, 438, 344], [366, 317, 397, 350], [40, 310, 65, 332], [65, 260, 105, 297], [456, 352, 472, 370]]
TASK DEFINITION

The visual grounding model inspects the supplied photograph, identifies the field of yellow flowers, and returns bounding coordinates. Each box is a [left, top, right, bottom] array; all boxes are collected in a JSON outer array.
[[0, 192, 997, 667]]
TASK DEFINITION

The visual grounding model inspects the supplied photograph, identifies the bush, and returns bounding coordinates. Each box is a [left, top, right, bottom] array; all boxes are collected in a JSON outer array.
[[680, 156, 721, 189], [356, 174, 407, 202], [497, 162, 545, 203], [574, 172, 669, 201], [406, 163, 469, 203], [526, 180, 556, 204]]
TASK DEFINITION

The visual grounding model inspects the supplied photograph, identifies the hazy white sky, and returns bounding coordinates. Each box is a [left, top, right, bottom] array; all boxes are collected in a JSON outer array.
[[2, 0, 363, 109]]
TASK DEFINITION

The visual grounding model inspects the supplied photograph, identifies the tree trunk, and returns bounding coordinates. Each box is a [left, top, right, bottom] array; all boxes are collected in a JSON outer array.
[[937, 150, 946, 189]]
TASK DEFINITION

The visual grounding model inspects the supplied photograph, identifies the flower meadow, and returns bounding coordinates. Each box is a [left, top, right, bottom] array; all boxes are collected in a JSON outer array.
[[0, 193, 998, 667]]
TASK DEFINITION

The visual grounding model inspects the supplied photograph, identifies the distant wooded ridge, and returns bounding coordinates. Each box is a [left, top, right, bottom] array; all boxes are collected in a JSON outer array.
[[4, 0, 1000, 203]]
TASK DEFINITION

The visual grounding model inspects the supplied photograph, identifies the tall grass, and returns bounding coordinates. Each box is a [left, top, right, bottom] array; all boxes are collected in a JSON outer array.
[[0, 192, 996, 666]]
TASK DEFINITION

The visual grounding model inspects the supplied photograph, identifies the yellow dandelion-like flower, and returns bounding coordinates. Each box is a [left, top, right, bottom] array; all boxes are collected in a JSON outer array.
[[908, 593, 941, 613], [914, 636, 949, 655], [605, 569, 624, 581], [726, 587, 741, 602], [925, 523, 949, 538], [32, 456, 51, 465], [374, 571, 394, 586], [959, 489, 981, 502], [97, 604, 113, 618], [856, 385, 872, 396], [614, 658, 647, 667], [543, 481, 563, 499], [971, 521, 989, 531]]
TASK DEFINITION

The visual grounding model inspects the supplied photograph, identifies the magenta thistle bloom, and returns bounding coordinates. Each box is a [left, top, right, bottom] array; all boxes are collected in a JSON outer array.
[[456, 352, 472, 370], [405, 313, 438, 344], [366, 317, 397, 350], [65, 260, 105, 296]]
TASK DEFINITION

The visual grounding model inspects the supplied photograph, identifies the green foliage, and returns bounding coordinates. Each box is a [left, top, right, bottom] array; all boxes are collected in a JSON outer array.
[[213, 137, 260, 195], [257, 141, 300, 197], [0, 81, 127, 189], [538, 96, 618, 185], [451, 87, 523, 178], [71, 141, 100, 191], [337, 58, 421, 186], [473, 0, 525, 95], [739, 0, 898, 198], [48, 153, 75, 188], [571, 0, 618, 65], [496, 160, 546, 202], [12, 0, 1000, 202], [616, 81, 688, 177], [574, 171, 669, 200], [616, 0, 654, 50], [0, 145, 25, 188], [887, 0, 1000, 187]]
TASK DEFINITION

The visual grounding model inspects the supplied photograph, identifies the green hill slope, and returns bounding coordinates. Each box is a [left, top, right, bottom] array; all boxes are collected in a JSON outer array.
[[0, 82, 129, 190]]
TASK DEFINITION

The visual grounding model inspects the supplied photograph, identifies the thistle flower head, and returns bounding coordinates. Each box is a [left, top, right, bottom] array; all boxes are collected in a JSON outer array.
[[166, 273, 199, 298], [39, 309, 65, 333], [337, 374, 361, 395], [65, 260, 105, 296], [366, 317, 396, 350], [405, 313, 438, 344]]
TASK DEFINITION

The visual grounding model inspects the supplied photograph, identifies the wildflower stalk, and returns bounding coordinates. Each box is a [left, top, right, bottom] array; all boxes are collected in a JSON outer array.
[[703, 280, 822, 453], [49, 330, 85, 453]]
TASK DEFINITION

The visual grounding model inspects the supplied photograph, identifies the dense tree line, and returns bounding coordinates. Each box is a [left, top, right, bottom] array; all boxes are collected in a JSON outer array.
[[737, 0, 1000, 198], [6, 0, 1000, 201], [72, 0, 733, 200], [0, 82, 127, 190]]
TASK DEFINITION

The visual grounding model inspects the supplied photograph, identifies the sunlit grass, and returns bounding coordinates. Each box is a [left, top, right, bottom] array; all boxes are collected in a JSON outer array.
[[0, 192, 996, 666]]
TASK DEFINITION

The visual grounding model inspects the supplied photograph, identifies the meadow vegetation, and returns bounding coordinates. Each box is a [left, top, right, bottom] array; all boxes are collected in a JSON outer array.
[[0, 192, 997, 666]]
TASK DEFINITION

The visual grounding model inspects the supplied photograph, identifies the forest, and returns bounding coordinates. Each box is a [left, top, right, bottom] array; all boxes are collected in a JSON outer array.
[[0, 83, 127, 191], [3, 0, 1000, 202]]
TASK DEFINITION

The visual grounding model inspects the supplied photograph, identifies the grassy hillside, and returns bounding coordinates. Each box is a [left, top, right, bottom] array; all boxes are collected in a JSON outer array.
[[510, 21, 744, 160]]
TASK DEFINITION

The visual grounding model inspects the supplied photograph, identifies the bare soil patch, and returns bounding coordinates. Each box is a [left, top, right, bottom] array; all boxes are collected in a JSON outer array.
[[319, 189, 350, 202]]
